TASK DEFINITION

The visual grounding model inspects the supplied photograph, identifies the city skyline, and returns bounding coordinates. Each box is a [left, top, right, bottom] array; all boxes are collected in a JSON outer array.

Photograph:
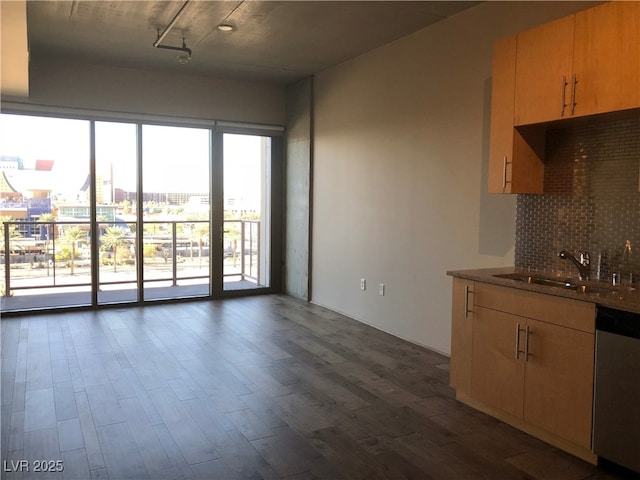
[[0, 114, 266, 211]]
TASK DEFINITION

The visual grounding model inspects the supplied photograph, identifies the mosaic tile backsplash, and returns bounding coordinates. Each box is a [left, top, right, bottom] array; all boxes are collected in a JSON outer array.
[[515, 114, 640, 283]]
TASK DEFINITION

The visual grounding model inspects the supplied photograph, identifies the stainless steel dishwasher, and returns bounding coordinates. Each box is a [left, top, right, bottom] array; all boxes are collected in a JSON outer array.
[[592, 306, 640, 474]]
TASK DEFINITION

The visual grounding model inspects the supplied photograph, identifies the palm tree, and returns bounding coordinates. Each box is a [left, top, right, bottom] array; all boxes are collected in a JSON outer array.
[[100, 227, 127, 272], [119, 199, 131, 215], [0, 215, 23, 296], [194, 222, 210, 268], [38, 213, 56, 259], [0, 215, 21, 255], [61, 226, 86, 275]]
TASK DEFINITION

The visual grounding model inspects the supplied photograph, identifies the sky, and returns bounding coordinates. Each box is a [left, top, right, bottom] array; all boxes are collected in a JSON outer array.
[[0, 114, 90, 194], [0, 114, 264, 207]]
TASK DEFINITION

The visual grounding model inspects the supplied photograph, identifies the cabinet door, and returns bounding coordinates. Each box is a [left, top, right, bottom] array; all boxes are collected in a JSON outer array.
[[489, 36, 517, 193], [450, 278, 473, 393], [488, 36, 545, 194], [514, 14, 575, 126], [572, 1, 640, 117], [471, 306, 525, 418], [523, 319, 595, 448]]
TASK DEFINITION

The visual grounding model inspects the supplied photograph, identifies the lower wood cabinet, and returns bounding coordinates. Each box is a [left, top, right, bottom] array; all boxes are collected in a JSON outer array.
[[450, 278, 474, 393], [523, 318, 594, 448], [471, 306, 525, 419], [451, 280, 596, 462]]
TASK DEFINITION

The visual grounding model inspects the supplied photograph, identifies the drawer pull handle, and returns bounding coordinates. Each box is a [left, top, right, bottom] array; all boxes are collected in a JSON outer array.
[[515, 323, 523, 359], [502, 156, 508, 192], [464, 285, 471, 318], [561, 75, 568, 116], [570, 74, 577, 115], [524, 325, 532, 362]]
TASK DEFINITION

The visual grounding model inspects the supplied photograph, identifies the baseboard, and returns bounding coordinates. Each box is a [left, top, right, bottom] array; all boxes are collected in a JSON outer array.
[[456, 390, 598, 465]]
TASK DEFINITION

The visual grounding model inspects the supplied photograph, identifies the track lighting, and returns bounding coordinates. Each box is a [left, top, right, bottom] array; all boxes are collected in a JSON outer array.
[[154, 31, 192, 64], [176, 38, 192, 64], [152, 0, 193, 64]]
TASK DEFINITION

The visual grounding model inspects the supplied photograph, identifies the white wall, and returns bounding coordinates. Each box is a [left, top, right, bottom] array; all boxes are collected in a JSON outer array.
[[311, 1, 598, 355], [16, 54, 285, 125]]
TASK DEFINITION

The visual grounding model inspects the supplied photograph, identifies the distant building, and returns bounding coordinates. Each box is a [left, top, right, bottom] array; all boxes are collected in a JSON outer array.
[[0, 198, 52, 238], [57, 204, 117, 222], [1, 169, 52, 200], [114, 188, 127, 203], [121, 191, 208, 205], [0, 156, 24, 170], [0, 171, 22, 201]]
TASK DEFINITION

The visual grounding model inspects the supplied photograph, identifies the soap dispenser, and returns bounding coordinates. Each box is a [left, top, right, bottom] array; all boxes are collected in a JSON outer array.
[[622, 240, 633, 284]]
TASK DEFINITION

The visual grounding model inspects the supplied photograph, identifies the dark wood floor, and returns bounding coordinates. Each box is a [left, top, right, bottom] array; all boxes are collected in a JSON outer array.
[[0, 294, 630, 479]]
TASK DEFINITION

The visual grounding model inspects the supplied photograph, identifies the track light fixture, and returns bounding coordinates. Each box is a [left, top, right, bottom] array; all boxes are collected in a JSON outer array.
[[152, 0, 193, 64], [154, 30, 192, 64]]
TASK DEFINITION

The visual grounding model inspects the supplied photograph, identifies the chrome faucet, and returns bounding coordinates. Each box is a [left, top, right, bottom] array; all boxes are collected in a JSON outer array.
[[558, 250, 591, 281]]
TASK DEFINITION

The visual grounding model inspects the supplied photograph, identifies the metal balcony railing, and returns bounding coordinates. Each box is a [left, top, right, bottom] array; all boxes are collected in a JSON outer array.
[[223, 219, 260, 282], [1, 219, 260, 298]]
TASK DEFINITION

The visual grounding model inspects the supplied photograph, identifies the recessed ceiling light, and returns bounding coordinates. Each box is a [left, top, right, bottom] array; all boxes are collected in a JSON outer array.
[[217, 24, 234, 32]]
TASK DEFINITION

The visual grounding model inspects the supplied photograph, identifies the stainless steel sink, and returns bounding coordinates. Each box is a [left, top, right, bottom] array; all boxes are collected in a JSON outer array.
[[493, 272, 635, 297], [493, 273, 575, 289], [535, 278, 576, 289]]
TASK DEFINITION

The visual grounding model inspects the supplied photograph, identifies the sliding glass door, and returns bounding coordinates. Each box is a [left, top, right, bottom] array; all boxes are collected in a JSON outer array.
[[223, 133, 271, 291], [0, 113, 281, 313], [0, 114, 92, 310], [142, 125, 211, 301], [95, 121, 138, 305]]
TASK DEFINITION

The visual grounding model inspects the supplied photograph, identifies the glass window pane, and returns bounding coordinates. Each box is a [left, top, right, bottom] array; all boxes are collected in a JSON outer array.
[[1, 114, 280, 312], [96, 122, 138, 304], [223, 133, 271, 291], [0, 114, 91, 311], [141, 125, 211, 300]]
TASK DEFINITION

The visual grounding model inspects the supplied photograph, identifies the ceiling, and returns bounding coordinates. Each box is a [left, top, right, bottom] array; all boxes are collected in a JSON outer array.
[[26, 1, 481, 86]]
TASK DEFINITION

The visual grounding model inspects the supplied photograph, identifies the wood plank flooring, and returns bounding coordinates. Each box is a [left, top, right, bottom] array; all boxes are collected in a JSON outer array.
[[0, 294, 630, 479]]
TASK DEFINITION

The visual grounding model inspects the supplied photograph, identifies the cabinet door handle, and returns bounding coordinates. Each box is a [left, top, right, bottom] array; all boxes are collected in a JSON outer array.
[[515, 323, 522, 359], [570, 74, 577, 115], [524, 325, 531, 362], [502, 156, 508, 192], [561, 75, 568, 116], [464, 285, 470, 318]]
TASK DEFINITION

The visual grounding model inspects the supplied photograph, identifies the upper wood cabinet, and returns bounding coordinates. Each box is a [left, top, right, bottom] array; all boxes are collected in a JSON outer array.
[[489, 1, 640, 194], [572, 1, 640, 116], [514, 1, 640, 126], [488, 36, 517, 192], [488, 37, 545, 193], [514, 14, 575, 126]]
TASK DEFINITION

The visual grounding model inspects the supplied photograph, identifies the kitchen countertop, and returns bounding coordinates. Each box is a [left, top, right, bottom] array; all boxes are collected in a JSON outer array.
[[447, 267, 640, 315]]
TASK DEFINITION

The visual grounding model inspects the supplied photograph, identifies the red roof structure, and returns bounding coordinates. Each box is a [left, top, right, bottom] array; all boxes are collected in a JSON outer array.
[[35, 159, 54, 171]]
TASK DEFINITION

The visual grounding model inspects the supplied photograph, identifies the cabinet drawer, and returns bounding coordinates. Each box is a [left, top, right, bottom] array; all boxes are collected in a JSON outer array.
[[474, 282, 595, 333]]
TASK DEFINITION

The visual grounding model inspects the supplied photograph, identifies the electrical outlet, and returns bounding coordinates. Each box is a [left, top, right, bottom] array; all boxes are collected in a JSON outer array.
[[379, 283, 385, 296], [360, 278, 366, 291]]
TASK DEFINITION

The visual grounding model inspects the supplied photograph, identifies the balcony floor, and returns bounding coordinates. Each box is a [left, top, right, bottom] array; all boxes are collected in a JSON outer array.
[[1, 280, 261, 314]]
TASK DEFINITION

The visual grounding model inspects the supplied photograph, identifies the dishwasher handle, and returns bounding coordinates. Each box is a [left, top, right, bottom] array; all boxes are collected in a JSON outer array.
[[596, 306, 640, 339]]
